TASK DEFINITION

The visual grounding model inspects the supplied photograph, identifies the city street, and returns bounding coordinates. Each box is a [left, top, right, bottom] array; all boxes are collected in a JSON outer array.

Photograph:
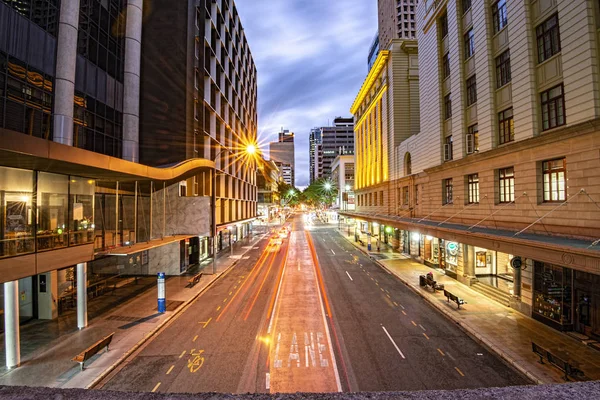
[[99, 214, 528, 394]]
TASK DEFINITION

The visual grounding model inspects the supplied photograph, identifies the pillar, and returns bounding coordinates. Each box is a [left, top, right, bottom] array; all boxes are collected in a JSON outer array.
[[4, 281, 20, 368], [122, 0, 143, 162], [53, 0, 80, 145], [77, 262, 88, 329], [37, 271, 58, 320]]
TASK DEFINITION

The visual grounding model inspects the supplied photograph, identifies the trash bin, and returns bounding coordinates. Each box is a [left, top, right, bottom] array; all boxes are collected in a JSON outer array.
[[419, 275, 426, 287]]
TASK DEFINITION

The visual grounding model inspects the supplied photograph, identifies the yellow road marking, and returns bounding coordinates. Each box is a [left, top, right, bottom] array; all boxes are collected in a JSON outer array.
[[386, 294, 391, 299], [179, 350, 186, 359], [393, 302, 399, 307], [371, 277, 374, 281], [437, 348, 445, 356], [380, 287, 384, 292], [151, 382, 161, 392], [193, 335, 198, 342], [376, 283, 379, 286], [216, 306, 221, 311], [198, 317, 212, 329], [166, 365, 174, 375], [401, 310, 407, 315], [229, 291, 232, 295], [423, 333, 430, 340], [234, 286, 238, 289], [411, 321, 417, 327], [455, 367, 465, 376], [223, 298, 228, 303]]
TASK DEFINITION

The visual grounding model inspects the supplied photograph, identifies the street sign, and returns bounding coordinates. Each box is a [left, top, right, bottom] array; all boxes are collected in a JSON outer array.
[[157, 272, 166, 313]]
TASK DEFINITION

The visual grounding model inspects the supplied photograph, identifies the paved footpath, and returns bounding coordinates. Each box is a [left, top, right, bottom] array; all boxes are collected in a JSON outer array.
[[0, 230, 273, 389], [339, 228, 600, 385]]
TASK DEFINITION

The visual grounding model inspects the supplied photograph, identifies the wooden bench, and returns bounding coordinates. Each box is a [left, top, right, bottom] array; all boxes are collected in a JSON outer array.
[[72, 333, 114, 371], [421, 275, 444, 292], [187, 272, 203, 288], [531, 342, 587, 381], [443, 289, 465, 309]]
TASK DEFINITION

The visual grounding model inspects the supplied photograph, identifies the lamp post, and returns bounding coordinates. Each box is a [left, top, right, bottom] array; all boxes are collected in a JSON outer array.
[[211, 144, 256, 274]]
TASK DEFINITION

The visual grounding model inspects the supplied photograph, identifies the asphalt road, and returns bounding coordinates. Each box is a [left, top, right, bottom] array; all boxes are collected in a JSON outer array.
[[305, 217, 530, 391], [100, 214, 528, 394], [100, 227, 290, 394]]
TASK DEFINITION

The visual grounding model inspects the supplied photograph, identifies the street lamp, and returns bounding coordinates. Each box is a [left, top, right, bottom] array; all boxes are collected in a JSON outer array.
[[211, 143, 257, 274]]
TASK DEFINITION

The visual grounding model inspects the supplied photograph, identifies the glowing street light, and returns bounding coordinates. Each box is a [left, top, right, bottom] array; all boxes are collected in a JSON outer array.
[[246, 144, 256, 155], [324, 182, 332, 191]]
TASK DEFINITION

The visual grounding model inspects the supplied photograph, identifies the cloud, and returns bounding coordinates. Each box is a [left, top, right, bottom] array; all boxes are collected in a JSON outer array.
[[236, 0, 377, 186]]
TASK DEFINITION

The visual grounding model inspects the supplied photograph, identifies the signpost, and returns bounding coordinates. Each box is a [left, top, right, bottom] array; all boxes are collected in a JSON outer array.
[[157, 272, 166, 313]]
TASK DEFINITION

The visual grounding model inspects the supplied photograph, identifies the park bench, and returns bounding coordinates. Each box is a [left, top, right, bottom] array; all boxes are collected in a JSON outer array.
[[419, 274, 444, 292], [187, 272, 203, 288], [531, 342, 588, 381], [72, 333, 114, 371], [443, 289, 465, 309], [358, 239, 365, 246]]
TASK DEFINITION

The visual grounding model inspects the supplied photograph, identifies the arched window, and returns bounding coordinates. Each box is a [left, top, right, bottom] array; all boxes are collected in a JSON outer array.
[[404, 153, 412, 176]]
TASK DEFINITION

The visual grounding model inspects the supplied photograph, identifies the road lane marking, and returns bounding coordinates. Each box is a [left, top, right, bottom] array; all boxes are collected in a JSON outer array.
[[216, 306, 221, 311], [376, 282, 379, 286], [381, 325, 405, 359], [151, 382, 161, 392], [455, 367, 465, 377], [419, 324, 426, 331], [401, 310, 407, 315], [229, 291, 232, 295], [179, 350, 186, 359], [234, 285, 238, 289], [437, 348, 445, 356], [446, 351, 456, 361], [371, 277, 374, 281], [386, 294, 391, 299], [166, 365, 174, 375], [345, 271, 353, 281], [393, 302, 399, 307], [411, 321, 417, 327], [193, 335, 198, 342], [331, 249, 335, 255], [267, 241, 290, 334], [198, 317, 212, 329], [223, 298, 228, 303], [266, 372, 270, 390], [380, 288, 384, 292], [423, 333, 430, 340]]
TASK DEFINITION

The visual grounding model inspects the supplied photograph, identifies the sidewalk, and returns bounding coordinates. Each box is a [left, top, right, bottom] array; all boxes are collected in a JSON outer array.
[[338, 228, 600, 385], [0, 231, 269, 389]]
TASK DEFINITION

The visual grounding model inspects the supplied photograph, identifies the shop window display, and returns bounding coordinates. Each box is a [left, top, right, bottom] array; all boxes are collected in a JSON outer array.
[[0, 167, 35, 258], [37, 172, 69, 250], [534, 261, 572, 327], [69, 177, 95, 245]]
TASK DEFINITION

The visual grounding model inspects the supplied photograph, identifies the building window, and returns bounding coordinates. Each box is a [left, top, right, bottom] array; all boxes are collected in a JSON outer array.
[[466, 75, 477, 106], [440, 13, 448, 38], [443, 178, 453, 205], [498, 108, 514, 145], [492, 0, 508, 33], [495, 50, 511, 88], [536, 14, 561, 63], [542, 158, 566, 202], [373, 192, 377, 206], [467, 174, 479, 204], [444, 93, 452, 120], [467, 124, 479, 154], [442, 53, 450, 80], [541, 84, 565, 131], [498, 167, 515, 203], [444, 136, 453, 161], [462, 0, 472, 13], [464, 28, 475, 59], [402, 186, 409, 205], [380, 191, 384, 206]]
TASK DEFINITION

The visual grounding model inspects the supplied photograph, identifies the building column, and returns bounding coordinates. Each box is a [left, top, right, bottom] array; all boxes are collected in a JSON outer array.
[[53, 0, 81, 145], [4, 281, 20, 368], [77, 262, 88, 329], [122, 0, 143, 162]]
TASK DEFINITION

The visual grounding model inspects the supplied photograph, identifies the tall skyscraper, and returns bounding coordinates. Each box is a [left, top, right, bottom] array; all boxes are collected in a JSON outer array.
[[311, 117, 354, 181], [269, 129, 295, 186], [309, 128, 322, 184], [378, 0, 418, 49]]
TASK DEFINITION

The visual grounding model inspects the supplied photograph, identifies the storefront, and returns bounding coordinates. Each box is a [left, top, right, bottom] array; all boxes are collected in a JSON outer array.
[[421, 235, 439, 268], [472, 247, 515, 295], [533, 261, 573, 331], [439, 239, 459, 278]]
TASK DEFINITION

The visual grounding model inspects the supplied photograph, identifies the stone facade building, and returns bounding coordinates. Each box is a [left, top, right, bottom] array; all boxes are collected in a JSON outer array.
[[345, 0, 600, 339]]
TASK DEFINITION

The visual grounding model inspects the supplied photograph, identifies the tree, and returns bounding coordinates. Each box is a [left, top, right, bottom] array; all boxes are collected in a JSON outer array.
[[302, 178, 337, 208]]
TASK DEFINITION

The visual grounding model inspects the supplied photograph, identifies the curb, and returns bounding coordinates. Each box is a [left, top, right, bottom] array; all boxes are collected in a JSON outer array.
[[339, 231, 546, 386], [86, 234, 267, 389]]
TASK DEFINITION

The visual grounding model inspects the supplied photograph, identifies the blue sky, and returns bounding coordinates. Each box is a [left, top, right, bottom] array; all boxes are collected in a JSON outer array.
[[236, 0, 378, 187]]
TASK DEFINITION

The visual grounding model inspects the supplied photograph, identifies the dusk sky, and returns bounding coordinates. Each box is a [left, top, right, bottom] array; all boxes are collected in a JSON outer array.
[[236, 0, 378, 187]]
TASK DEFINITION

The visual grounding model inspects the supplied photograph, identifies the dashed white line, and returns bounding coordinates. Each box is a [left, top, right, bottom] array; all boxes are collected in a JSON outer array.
[[381, 325, 405, 359], [331, 249, 335, 255], [419, 324, 426, 331], [346, 271, 353, 281]]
